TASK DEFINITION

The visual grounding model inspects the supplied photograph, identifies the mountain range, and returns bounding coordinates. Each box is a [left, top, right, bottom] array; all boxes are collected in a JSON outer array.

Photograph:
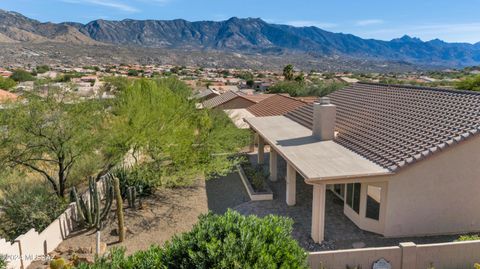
[[1, 9, 480, 68]]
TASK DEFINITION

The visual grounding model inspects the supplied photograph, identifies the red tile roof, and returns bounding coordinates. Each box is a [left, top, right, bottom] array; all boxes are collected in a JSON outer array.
[[202, 91, 273, 109], [242, 94, 274, 103], [247, 94, 309, 117], [285, 82, 480, 171]]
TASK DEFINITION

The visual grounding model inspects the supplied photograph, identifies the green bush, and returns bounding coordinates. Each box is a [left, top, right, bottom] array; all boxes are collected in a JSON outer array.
[[0, 77, 16, 90], [242, 164, 269, 192], [456, 75, 480, 91], [0, 255, 7, 269], [35, 65, 50, 74], [11, 69, 35, 82], [457, 235, 480, 241], [161, 210, 308, 268], [269, 80, 345, 97], [113, 166, 156, 198], [77, 211, 308, 269], [0, 184, 67, 241]]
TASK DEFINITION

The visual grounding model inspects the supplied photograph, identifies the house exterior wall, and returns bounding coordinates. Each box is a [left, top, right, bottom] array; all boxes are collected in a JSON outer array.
[[383, 134, 480, 237], [216, 98, 255, 110]]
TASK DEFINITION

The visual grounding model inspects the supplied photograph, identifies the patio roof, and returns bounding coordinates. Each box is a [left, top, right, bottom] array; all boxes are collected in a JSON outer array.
[[245, 116, 391, 182]]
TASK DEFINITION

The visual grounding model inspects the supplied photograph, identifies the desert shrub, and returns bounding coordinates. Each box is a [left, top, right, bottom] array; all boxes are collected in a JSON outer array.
[[76, 246, 165, 269], [11, 69, 35, 82], [77, 211, 307, 268], [113, 166, 156, 198], [36, 65, 50, 74], [0, 255, 7, 269], [50, 258, 73, 269], [0, 77, 16, 90], [242, 164, 269, 192], [161, 210, 308, 268], [0, 184, 67, 241], [457, 235, 480, 241]]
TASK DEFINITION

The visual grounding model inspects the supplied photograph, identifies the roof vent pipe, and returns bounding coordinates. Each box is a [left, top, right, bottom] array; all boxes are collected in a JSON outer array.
[[312, 97, 336, 141]]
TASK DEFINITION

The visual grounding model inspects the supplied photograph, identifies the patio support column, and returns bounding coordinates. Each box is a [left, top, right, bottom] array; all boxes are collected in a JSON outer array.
[[311, 183, 326, 243], [257, 135, 265, 165], [269, 149, 278, 182], [286, 162, 296, 206], [249, 131, 255, 152]]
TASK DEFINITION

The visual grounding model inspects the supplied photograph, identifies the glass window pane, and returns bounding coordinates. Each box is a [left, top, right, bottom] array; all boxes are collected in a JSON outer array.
[[334, 184, 345, 198], [353, 183, 361, 213], [346, 183, 353, 207], [366, 185, 381, 220]]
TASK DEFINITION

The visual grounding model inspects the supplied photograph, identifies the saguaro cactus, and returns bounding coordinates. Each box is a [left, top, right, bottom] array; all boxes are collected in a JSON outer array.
[[113, 175, 125, 242], [71, 176, 114, 230], [127, 186, 137, 209]]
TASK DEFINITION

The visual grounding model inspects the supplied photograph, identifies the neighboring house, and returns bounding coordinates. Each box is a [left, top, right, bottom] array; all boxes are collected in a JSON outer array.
[[201, 91, 272, 110], [253, 81, 272, 92], [209, 85, 239, 93], [247, 94, 313, 117], [190, 88, 220, 102], [245, 82, 480, 243]]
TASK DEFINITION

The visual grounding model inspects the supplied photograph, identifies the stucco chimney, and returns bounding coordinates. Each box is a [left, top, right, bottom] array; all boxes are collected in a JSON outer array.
[[312, 97, 336, 141]]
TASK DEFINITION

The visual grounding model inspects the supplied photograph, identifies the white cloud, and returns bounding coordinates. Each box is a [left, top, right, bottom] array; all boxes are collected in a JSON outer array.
[[355, 19, 384, 26], [286, 20, 338, 29], [61, 0, 139, 12]]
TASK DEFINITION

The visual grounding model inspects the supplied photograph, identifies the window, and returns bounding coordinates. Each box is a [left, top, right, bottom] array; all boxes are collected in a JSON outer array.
[[333, 184, 345, 200], [346, 183, 361, 214], [366, 185, 381, 220]]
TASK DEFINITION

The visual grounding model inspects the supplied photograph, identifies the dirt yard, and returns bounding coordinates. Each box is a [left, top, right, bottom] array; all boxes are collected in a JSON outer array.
[[29, 179, 209, 268]]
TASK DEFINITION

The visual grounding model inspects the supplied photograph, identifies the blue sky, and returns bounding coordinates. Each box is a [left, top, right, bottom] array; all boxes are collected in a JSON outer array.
[[1, 0, 480, 43]]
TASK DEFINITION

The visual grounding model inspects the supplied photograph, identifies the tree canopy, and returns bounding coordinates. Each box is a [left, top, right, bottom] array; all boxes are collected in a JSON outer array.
[[107, 78, 249, 186], [0, 77, 249, 196], [0, 91, 107, 197], [283, 64, 294, 81], [456, 75, 480, 91], [269, 79, 346, 97]]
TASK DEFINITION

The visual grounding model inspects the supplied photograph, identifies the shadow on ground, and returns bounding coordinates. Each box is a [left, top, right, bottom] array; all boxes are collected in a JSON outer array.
[[205, 172, 250, 214]]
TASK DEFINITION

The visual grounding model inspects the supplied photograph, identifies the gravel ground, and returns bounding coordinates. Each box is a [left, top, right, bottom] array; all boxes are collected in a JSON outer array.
[[28, 179, 209, 268]]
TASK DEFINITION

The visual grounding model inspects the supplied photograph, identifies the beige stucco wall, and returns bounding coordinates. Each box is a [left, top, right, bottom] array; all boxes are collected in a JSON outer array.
[[383, 134, 480, 237], [309, 246, 402, 269], [309, 240, 480, 269], [216, 97, 255, 110]]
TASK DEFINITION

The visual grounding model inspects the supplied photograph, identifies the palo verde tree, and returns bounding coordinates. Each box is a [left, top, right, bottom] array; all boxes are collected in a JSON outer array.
[[0, 90, 106, 197], [108, 78, 249, 186]]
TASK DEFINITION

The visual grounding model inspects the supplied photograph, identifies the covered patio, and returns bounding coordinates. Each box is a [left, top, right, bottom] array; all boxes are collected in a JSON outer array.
[[234, 152, 378, 250], [244, 111, 390, 243], [234, 152, 464, 251]]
